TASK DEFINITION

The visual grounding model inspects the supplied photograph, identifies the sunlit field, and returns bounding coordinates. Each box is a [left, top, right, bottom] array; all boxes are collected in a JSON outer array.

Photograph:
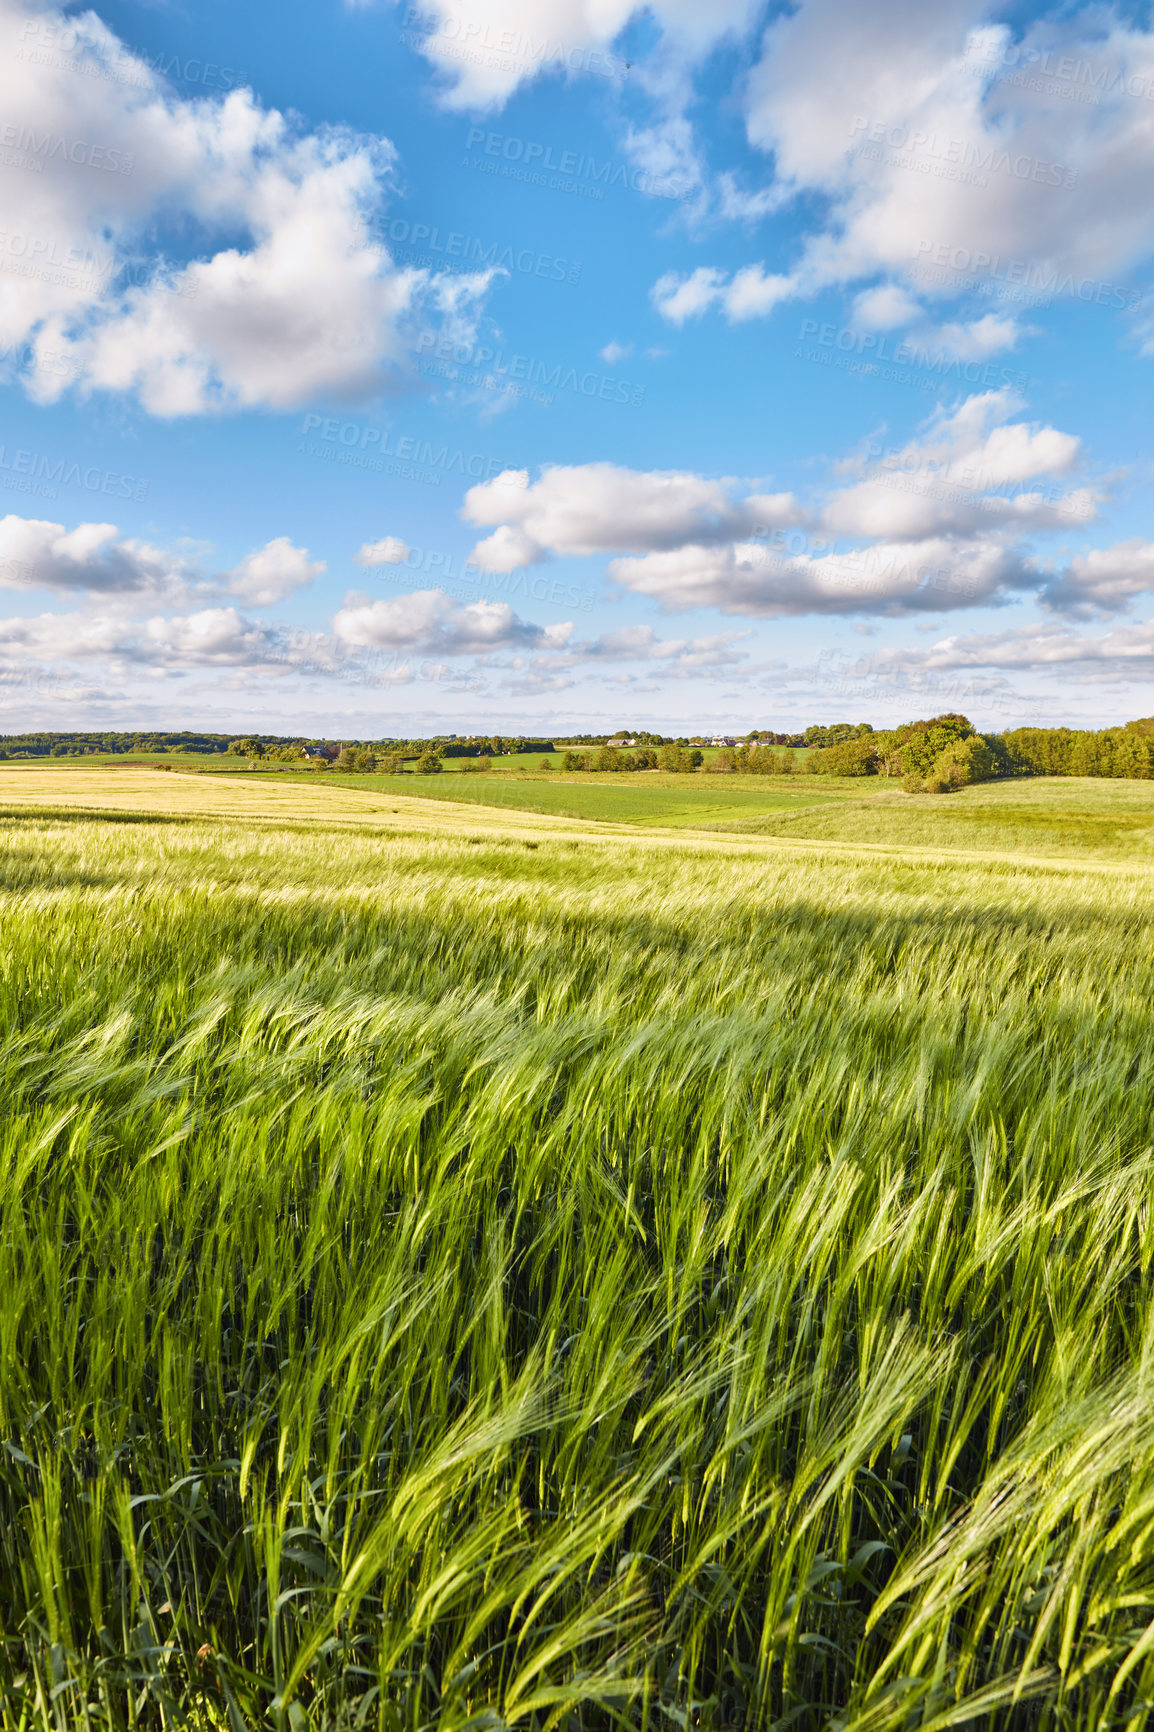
[[3, 769, 1154, 1729]]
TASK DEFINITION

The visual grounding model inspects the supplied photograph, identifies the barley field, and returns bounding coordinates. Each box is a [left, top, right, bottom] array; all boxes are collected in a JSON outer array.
[[3, 769, 1154, 1730]]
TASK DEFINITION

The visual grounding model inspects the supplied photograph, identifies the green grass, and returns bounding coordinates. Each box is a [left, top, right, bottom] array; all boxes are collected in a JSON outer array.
[[707, 776, 1154, 861], [2, 769, 1154, 1729], [303, 769, 853, 827]]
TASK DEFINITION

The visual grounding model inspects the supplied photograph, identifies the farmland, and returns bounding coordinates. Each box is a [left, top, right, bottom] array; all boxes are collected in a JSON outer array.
[[2, 768, 1154, 1729]]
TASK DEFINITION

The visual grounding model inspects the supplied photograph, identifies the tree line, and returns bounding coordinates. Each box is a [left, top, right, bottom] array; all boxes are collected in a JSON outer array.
[[3, 722, 1154, 784]]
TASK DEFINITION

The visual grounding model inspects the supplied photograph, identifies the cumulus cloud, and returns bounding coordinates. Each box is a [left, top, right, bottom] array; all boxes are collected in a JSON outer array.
[[651, 265, 793, 324], [463, 462, 803, 562], [382, 0, 758, 111], [332, 587, 573, 655], [0, 513, 193, 598], [817, 390, 1093, 542], [354, 536, 412, 568], [450, 396, 1115, 620], [0, 513, 327, 615], [0, 604, 278, 667], [644, 0, 1154, 327], [226, 538, 324, 606], [607, 536, 1031, 617], [848, 616, 1154, 677], [469, 525, 548, 573], [454, 394, 1153, 621], [0, 0, 492, 414], [575, 622, 753, 669], [1037, 540, 1154, 618]]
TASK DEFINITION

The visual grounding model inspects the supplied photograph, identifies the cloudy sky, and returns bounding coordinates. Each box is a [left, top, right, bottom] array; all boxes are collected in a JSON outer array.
[[1, 0, 1153, 735]]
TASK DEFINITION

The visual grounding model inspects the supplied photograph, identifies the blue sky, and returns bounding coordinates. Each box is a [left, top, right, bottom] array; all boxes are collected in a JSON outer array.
[[2, 0, 1154, 736]]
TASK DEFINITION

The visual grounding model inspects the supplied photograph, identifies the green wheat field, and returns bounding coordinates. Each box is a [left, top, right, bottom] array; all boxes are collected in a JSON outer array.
[[4, 766, 1154, 1731]]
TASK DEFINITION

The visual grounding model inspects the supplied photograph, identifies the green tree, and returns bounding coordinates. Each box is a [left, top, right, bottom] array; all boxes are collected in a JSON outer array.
[[934, 735, 994, 787]]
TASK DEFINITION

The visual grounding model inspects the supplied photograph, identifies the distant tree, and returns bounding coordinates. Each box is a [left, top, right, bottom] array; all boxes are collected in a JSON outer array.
[[934, 735, 994, 788], [803, 738, 879, 777], [335, 746, 381, 772], [416, 747, 443, 774], [539, 758, 552, 771], [562, 750, 588, 772], [686, 748, 704, 768]]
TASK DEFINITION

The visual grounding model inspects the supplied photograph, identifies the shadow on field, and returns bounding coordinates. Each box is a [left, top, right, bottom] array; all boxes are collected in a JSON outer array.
[[0, 807, 197, 827]]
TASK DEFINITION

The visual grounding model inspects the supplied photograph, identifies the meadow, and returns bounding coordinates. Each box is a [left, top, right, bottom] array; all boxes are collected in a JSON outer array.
[[2, 768, 1154, 1729]]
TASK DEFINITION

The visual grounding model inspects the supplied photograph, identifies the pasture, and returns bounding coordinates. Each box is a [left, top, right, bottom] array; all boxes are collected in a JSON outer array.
[[2, 768, 1154, 1729]]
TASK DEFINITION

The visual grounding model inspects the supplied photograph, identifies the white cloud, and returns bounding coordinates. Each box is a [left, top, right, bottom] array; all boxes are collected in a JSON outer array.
[[385, 0, 757, 112], [818, 390, 1092, 541], [651, 267, 727, 325], [607, 536, 1031, 617], [0, 513, 330, 616], [454, 395, 1144, 622], [639, 0, 1154, 327], [463, 462, 803, 561], [353, 536, 412, 568], [0, 603, 277, 666], [599, 340, 633, 365], [853, 284, 925, 330], [852, 616, 1154, 675], [332, 587, 573, 655], [469, 525, 547, 572], [576, 622, 752, 668], [1038, 540, 1154, 618], [0, 0, 492, 414], [226, 537, 324, 606], [651, 264, 792, 324], [0, 513, 192, 598], [925, 314, 1025, 361]]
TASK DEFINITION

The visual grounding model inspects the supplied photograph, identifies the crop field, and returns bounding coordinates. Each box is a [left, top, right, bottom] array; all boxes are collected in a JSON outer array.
[[3, 768, 1154, 1729]]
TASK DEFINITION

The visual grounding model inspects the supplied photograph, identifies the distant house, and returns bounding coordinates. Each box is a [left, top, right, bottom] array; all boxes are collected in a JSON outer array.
[[304, 743, 340, 763], [709, 736, 738, 748], [607, 736, 637, 748]]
